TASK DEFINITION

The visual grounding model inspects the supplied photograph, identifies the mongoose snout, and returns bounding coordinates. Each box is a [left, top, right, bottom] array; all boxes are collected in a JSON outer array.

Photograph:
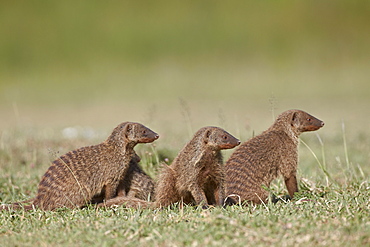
[[205, 128, 241, 150], [219, 139, 241, 149], [139, 134, 159, 143]]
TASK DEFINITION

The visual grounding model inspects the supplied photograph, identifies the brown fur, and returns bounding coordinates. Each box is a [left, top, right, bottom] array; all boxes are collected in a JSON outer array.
[[1, 122, 158, 211], [116, 154, 155, 201], [98, 126, 240, 209], [91, 154, 155, 204], [224, 109, 324, 205], [155, 126, 240, 208]]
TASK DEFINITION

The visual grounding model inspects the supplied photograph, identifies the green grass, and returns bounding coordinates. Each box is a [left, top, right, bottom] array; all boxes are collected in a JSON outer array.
[[0, 125, 369, 246], [0, 183, 369, 246]]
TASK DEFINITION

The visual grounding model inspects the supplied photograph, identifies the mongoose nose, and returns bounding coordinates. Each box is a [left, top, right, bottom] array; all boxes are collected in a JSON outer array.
[[154, 134, 159, 139], [321, 121, 325, 127]]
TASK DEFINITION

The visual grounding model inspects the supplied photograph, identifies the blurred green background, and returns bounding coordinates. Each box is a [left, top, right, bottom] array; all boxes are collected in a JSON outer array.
[[0, 0, 369, 139]]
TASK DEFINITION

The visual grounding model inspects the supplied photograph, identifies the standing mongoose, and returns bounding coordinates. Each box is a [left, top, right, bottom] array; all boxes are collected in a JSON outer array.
[[224, 109, 324, 205], [98, 126, 240, 209], [1, 122, 159, 211]]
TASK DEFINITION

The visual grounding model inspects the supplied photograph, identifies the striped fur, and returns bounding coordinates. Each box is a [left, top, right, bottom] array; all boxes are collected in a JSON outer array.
[[1, 122, 158, 211], [99, 126, 241, 209], [225, 109, 324, 205], [116, 157, 155, 201], [155, 126, 240, 208]]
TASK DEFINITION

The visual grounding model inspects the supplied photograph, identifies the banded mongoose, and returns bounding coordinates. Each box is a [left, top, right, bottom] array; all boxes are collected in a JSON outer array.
[[1, 122, 158, 211], [99, 126, 240, 209], [224, 109, 324, 205], [156, 126, 241, 208]]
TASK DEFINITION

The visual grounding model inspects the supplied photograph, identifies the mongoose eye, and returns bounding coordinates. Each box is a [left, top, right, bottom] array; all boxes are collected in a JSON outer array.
[[142, 130, 147, 134], [307, 118, 311, 122], [222, 135, 228, 140]]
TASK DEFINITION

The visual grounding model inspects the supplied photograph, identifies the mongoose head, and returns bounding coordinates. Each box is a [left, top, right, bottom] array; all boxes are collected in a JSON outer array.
[[291, 110, 324, 133], [108, 122, 159, 145], [201, 127, 241, 150], [128, 123, 159, 143], [277, 109, 324, 135]]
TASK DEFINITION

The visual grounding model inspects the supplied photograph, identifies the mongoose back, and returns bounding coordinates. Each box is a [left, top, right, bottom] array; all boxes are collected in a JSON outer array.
[[155, 126, 240, 208], [225, 109, 324, 205], [1, 122, 158, 211]]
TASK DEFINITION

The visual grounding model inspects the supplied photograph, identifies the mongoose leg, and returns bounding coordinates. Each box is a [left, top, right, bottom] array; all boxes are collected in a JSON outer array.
[[190, 185, 209, 206], [204, 185, 218, 205], [117, 190, 126, 197], [206, 193, 216, 205], [217, 184, 226, 206], [104, 184, 117, 200], [284, 174, 298, 199]]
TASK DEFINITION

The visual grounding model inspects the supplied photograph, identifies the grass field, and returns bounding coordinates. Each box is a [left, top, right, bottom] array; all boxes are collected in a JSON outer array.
[[1, 1, 370, 246], [0, 112, 369, 246]]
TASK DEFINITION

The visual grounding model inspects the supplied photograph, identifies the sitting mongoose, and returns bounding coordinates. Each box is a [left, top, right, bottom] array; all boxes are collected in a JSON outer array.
[[155, 126, 240, 208], [1, 122, 158, 211], [224, 109, 324, 205], [99, 126, 240, 209]]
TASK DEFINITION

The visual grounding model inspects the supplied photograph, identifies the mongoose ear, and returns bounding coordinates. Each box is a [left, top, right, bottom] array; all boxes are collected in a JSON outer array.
[[124, 123, 133, 139], [203, 129, 212, 144], [291, 112, 298, 127]]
